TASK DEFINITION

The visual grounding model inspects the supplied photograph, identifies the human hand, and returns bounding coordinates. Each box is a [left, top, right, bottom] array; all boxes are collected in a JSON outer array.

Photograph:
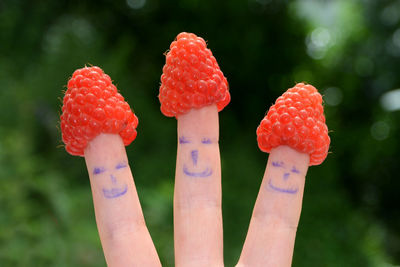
[[59, 33, 330, 267]]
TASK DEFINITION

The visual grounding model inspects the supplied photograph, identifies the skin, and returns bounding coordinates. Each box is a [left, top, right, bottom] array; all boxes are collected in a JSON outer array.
[[84, 133, 161, 267], [174, 105, 223, 267], [236, 145, 309, 267], [82, 107, 311, 267]]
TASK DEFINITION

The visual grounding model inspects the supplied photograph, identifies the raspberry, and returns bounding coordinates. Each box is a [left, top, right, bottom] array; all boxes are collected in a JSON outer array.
[[60, 66, 138, 156], [256, 83, 330, 166], [159, 32, 230, 117]]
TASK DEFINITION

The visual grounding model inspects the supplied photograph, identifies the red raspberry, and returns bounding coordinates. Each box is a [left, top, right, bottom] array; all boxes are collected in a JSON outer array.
[[60, 66, 138, 156], [159, 32, 230, 117], [256, 83, 330, 166]]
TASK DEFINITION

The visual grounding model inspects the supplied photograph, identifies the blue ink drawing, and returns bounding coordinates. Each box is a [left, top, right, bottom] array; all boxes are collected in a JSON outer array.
[[110, 174, 117, 184], [268, 179, 298, 194], [183, 165, 212, 177], [268, 160, 302, 194], [115, 162, 127, 169], [272, 161, 284, 168], [291, 166, 300, 174], [93, 163, 130, 198], [283, 172, 290, 180], [179, 136, 190, 144], [93, 167, 106, 175], [201, 138, 212, 144], [191, 150, 199, 165], [103, 184, 128, 198]]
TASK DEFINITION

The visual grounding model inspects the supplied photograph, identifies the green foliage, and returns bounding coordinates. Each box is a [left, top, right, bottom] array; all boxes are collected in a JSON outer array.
[[0, 0, 399, 265]]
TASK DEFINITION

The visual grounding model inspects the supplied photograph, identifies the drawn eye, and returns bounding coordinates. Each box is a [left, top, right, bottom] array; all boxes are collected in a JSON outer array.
[[179, 136, 190, 144], [272, 161, 285, 168], [115, 162, 127, 170], [291, 166, 300, 174], [201, 138, 212, 144], [93, 167, 106, 175]]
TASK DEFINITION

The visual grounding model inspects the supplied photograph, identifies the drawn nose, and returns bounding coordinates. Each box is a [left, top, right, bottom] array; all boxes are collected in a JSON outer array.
[[110, 174, 117, 184], [283, 173, 290, 180], [191, 150, 199, 165]]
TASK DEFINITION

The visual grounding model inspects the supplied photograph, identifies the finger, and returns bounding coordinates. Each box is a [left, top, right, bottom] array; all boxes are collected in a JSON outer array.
[[237, 145, 309, 267], [174, 105, 224, 267], [84, 133, 161, 267]]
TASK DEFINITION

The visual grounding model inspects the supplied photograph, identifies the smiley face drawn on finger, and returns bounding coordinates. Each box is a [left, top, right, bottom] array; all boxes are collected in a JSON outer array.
[[93, 162, 128, 198], [267, 161, 301, 194], [179, 136, 213, 178]]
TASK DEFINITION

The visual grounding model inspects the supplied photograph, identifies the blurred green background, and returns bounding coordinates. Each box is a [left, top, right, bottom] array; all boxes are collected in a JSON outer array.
[[1, 0, 399, 266]]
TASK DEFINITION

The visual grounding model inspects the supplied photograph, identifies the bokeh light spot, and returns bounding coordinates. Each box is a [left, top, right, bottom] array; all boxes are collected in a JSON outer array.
[[380, 89, 400, 111], [370, 121, 390, 141], [127, 0, 146, 9], [323, 87, 343, 106], [306, 27, 334, 60], [380, 3, 400, 26], [42, 16, 95, 54], [392, 28, 400, 48], [311, 27, 331, 48]]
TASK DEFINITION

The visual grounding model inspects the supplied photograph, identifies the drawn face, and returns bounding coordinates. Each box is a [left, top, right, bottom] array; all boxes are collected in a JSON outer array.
[[179, 136, 213, 177], [93, 162, 128, 198], [267, 160, 301, 194]]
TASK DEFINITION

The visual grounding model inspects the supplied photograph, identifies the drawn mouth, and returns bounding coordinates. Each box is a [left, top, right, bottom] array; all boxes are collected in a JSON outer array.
[[268, 179, 298, 194], [102, 184, 128, 198], [183, 165, 213, 177]]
